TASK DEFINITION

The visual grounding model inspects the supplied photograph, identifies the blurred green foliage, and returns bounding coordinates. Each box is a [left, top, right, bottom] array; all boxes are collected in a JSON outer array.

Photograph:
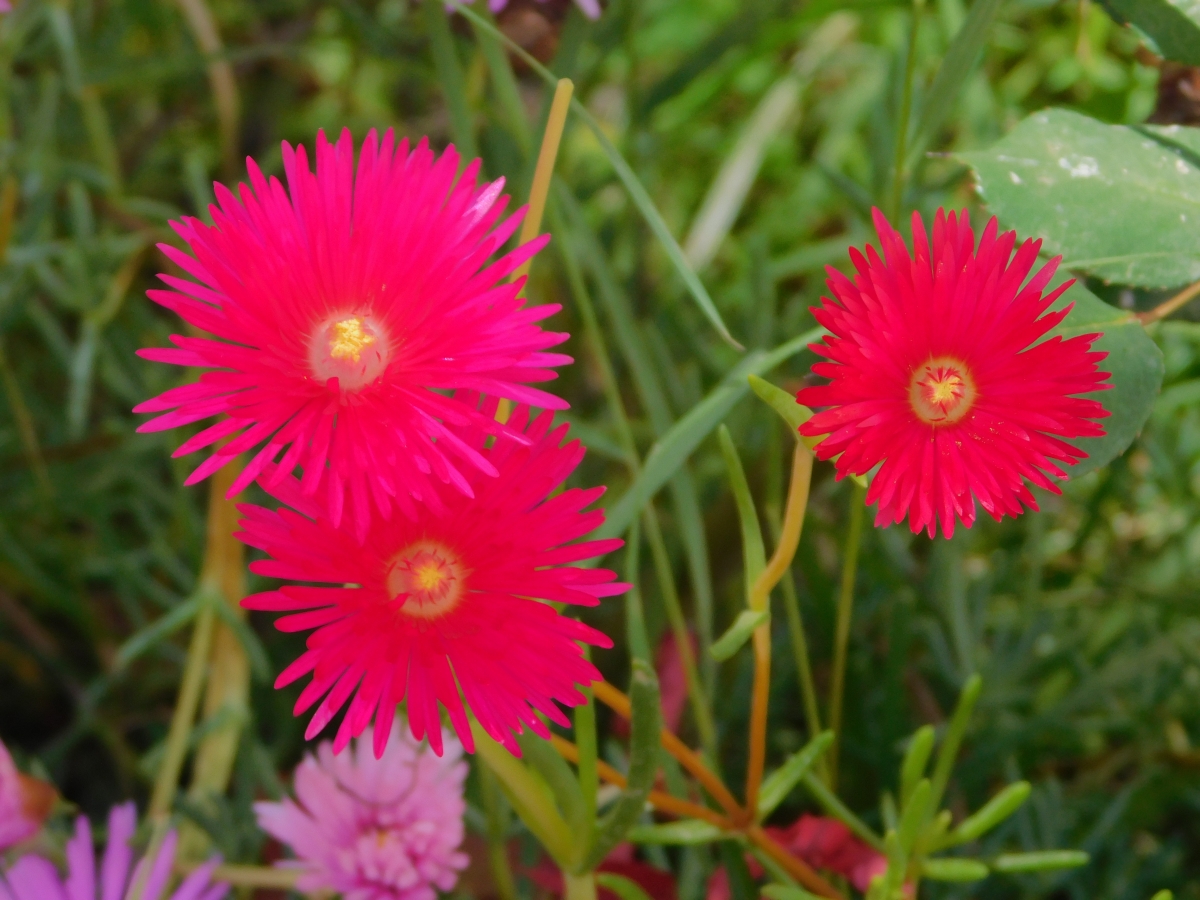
[[2, 0, 1199, 898]]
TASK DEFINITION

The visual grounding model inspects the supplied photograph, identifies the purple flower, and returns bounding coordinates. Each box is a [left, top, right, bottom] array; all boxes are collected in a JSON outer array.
[[0, 740, 51, 851], [0, 804, 228, 900], [255, 720, 468, 900]]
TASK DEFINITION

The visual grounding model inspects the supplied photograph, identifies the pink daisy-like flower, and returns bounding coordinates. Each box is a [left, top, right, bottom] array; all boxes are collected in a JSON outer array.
[[135, 129, 568, 535], [0, 739, 53, 851], [237, 398, 624, 757], [798, 208, 1111, 538], [254, 719, 467, 900], [0, 803, 227, 900]]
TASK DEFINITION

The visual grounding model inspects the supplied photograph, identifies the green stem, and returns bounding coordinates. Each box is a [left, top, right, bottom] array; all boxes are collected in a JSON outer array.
[[148, 601, 216, 820], [565, 871, 599, 900], [887, 0, 924, 221], [827, 482, 866, 789], [624, 519, 650, 663], [576, 679, 599, 826], [480, 765, 518, 900], [424, 0, 479, 162], [642, 504, 718, 758]]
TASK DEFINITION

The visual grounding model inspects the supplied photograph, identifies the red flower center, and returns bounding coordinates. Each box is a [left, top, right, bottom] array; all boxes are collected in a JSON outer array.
[[308, 313, 391, 390], [909, 357, 976, 425], [385, 541, 468, 619]]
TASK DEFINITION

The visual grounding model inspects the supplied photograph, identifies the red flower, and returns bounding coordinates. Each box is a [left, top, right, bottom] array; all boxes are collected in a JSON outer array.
[[136, 129, 568, 535], [237, 400, 624, 757], [799, 209, 1110, 538]]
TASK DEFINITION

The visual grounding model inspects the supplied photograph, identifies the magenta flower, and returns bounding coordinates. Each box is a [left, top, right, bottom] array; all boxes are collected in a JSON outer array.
[[135, 129, 567, 535], [254, 720, 468, 900], [0, 803, 227, 900], [0, 740, 51, 851]]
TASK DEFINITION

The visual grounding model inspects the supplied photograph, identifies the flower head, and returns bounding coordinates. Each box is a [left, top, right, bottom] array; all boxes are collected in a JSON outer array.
[[238, 398, 624, 756], [0, 803, 227, 900], [458, 0, 602, 20], [0, 740, 53, 851], [136, 129, 568, 536], [798, 209, 1110, 538], [254, 720, 468, 900]]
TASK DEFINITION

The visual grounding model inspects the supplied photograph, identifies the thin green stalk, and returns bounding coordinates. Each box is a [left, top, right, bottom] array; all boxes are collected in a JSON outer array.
[[780, 566, 823, 753], [480, 765, 518, 900], [470, 8, 531, 156], [576, 682, 599, 826], [148, 600, 216, 820], [424, 0, 479, 162], [827, 482, 866, 789], [887, 0, 925, 221], [625, 519, 650, 663], [565, 871, 599, 900], [642, 504, 718, 758]]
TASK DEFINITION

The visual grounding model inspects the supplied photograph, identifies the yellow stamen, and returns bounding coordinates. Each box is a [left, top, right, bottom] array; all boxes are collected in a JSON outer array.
[[328, 317, 375, 363]]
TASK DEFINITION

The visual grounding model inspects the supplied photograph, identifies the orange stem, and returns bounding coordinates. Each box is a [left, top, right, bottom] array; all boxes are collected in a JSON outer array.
[[550, 735, 729, 827], [591, 680, 743, 817], [748, 825, 843, 899], [744, 628, 771, 819]]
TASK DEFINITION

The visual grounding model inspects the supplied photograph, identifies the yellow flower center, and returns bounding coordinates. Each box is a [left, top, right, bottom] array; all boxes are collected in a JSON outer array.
[[328, 317, 376, 362], [308, 313, 390, 391], [385, 541, 468, 620], [909, 357, 976, 425]]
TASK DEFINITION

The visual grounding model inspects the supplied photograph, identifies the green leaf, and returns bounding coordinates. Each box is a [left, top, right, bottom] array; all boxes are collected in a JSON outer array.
[[921, 858, 990, 882], [912, 0, 1003, 156], [801, 771, 886, 852], [951, 782, 1032, 843], [929, 674, 981, 813], [718, 425, 767, 593], [761, 886, 825, 900], [1048, 276, 1164, 478], [960, 108, 1200, 289], [899, 725, 936, 807], [449, 3, 739, 347], [710, 608, 770, 662], [991, 850, 1090, 873], [583, 661, 663, 870], [595, 873, 656, 900], [626, 819, 730, 845], [424, 0, 479, 162], [516, 731, 590, 847], [1150, 891, 1175, 900], [748, 374, 815, 441], [599, 329, 822, 539], [114, 593, 202, 670], [757, 731, 835, 818], [1097, 0, 1200, 65], [897, 779, 932, 854]]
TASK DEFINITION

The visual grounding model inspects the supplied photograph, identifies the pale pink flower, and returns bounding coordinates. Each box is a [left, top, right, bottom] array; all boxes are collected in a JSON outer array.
[[255, 720, 468, 900]]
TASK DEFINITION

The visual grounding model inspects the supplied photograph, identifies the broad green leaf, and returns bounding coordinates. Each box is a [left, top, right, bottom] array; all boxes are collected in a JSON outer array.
[[921, 858, 990, 882], [951, 782, 1031, 843], [757, 731, 834, 818], [599, 329, 822, 539], [1047, 277, 1164, 478], [583, 661, 662, 870], [626, 819, 730, 845], [991, 850, 1089, 873], [1097, 0, 1200, 65], [710, 608, 770, 662], [961, 109, 1200, 289]]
